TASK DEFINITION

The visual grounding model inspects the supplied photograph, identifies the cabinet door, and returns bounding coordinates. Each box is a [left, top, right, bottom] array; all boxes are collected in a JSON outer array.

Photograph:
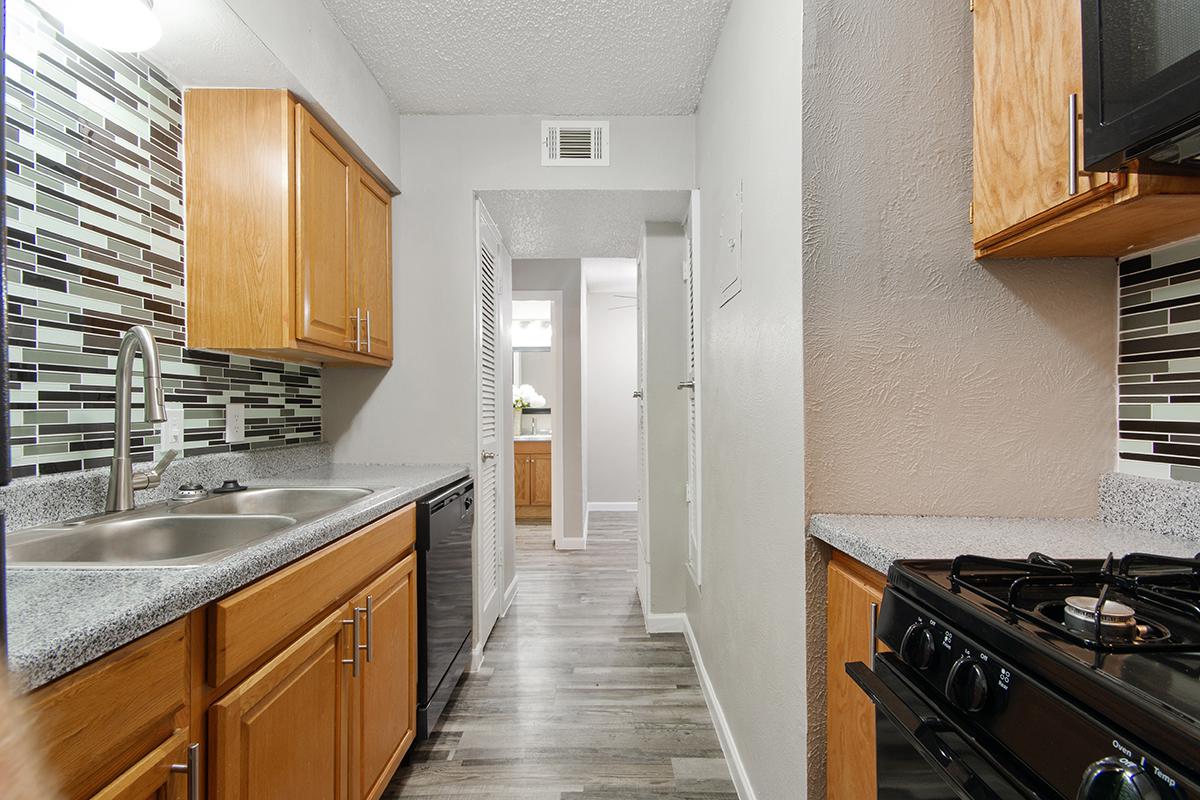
[[826, 554, 885, 800], [210, 606, 352, 800], [296, 105, 355, 352], [90, 730, 192, 800], [530, 454, 552, 507], [972, 0, 1116, 244], [513, 452, 531, 507], [353, 169, 393, 360], [351, 555, 418, 800]]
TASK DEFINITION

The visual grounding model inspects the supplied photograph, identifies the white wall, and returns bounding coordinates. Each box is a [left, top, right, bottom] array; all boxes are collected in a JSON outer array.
[[323, 115, 696, 470], [586, 292, 638, 504], [642, 224, 690, 615], [686, 1, 806, 798], [512, 260, 587, 543]]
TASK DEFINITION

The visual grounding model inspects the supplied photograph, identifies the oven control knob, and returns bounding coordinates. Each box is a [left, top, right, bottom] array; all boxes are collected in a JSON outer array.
[[900, 623, 937, 670], [945, 657, 988, 713], [1078, 758, 1162, 799]]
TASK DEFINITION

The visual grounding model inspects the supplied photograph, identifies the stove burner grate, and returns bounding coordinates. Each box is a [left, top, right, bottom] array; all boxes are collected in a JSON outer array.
[[948, 551, 1200, 656]]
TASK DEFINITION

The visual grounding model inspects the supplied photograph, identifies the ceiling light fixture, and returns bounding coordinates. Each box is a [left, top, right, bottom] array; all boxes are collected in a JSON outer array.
[[38, 0, 162, 53]]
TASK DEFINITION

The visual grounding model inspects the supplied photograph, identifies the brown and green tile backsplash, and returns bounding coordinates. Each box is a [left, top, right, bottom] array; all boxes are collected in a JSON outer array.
[[4, 0, 322, 478], [1119, 237, 1200, 482]]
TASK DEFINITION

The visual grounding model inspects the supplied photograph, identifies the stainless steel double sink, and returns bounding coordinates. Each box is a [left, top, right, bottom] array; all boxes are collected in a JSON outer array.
[[6, 487, 373, 568]]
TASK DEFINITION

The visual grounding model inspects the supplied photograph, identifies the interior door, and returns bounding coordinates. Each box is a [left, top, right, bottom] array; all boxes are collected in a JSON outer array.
[[351, 555, 417, 800], [354, 168, 392, 359], [683, 233, 700, 587], [296, 106, 355, 351], [635, 249, 650, 608], [474, 199, 504, 652], [972, 0, 1117, 244]]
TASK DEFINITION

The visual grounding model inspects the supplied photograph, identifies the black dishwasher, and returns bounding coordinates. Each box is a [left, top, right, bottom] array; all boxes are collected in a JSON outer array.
[[415, 478, 473, 740]]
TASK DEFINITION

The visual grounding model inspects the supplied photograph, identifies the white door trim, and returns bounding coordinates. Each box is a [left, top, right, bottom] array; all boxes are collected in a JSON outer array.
[[684, 189, 704, 590], [513, 290, 565, 550]]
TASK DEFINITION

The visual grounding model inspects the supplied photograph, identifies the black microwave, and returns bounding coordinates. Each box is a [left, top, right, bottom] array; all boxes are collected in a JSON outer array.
[[1082, 0, 1200, 173]]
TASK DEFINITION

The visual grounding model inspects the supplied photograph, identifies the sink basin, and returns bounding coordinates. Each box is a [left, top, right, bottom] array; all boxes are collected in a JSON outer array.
[[174, 487, 372, 518], [7, 514, 297, 567]]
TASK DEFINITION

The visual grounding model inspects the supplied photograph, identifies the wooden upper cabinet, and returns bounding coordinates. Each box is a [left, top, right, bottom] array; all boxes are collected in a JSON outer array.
[[972, 0, 1200, 258], [354, 169, 393, 360], [350, 555, 417, 800], [185, 89, 394, 366], [296, 105, 355, 353]]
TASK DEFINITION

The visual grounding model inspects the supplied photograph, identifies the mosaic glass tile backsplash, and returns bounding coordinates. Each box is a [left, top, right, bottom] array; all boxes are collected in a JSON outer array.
[[3, 0, 322, 478], [1119, 237, 1200, 482]]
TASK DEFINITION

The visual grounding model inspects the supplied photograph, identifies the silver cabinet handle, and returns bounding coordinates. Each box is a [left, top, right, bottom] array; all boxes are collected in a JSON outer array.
[[365, 310, 372, 354], [869, 601, 879, 668], [170, 742, 200, 800], [347, 307, 363, 351], [677, 380, 695, 391], [1068, 93, 1079, 197], [342, 613, 361, 677], [358, 595, 374, 662]]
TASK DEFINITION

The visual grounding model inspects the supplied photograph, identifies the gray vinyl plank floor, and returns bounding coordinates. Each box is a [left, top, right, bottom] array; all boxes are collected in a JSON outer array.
[[382, 512, 736, 799]]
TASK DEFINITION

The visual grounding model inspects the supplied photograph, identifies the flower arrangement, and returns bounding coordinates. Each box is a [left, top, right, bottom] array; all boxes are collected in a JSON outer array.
[[513, 384, 546, 409]]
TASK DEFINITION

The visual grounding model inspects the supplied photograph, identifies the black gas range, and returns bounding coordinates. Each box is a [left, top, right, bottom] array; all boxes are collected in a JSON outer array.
[[848, 552, 1200, 799]]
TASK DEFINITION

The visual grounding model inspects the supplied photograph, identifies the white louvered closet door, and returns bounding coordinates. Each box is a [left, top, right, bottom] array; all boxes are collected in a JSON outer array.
[[684, 236, 701, 588], [475, 200, 504, 648]]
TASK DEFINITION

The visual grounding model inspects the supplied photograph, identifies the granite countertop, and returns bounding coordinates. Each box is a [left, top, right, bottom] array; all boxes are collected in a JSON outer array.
[[6, 462, 468, 692], [809, 514, 1200, 575]]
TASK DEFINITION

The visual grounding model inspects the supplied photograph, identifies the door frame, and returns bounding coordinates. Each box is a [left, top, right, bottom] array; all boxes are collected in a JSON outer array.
[[684, 189, 703, 590], [512, 290, 565, 550]]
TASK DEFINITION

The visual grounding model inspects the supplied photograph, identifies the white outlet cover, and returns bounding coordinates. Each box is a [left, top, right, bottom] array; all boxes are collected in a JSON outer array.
[[162, 405, 185, 451], [225, 403, 246, 443]]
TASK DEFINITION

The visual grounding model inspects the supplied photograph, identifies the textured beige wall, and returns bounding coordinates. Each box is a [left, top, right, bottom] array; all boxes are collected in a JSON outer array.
[[802, 0, 1117, 521]]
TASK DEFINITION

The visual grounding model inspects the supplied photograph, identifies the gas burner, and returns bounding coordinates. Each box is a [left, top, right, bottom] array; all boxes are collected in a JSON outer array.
[[1034, 597, 1172, 644]]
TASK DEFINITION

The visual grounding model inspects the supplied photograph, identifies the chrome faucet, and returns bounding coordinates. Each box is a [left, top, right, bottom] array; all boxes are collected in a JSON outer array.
[[106, 326, 177, 512]]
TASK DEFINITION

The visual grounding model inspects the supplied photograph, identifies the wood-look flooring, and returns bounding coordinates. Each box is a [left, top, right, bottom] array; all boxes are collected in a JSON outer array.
[[383, 511, 736, 799]]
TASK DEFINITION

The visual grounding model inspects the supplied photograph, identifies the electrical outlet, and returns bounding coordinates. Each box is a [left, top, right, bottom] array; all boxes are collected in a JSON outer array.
[[162, 404, 185, 452], [225, 403, 245, 443]]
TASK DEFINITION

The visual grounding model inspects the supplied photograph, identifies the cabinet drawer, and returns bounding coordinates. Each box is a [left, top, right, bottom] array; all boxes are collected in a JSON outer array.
[[27, 621, 189, 800], [208, 504, 416, 686]]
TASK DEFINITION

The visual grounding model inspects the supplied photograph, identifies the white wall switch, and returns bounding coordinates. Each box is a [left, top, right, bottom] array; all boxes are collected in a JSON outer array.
[[225, 403, 245, 443], [162, 404, 185, 452]]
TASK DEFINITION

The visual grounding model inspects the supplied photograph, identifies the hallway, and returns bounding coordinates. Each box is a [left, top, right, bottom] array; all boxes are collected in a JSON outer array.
[[384, 512, 735, 799]]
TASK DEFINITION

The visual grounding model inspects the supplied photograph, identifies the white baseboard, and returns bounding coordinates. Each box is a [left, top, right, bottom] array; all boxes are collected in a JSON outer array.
[[683, 616, 757, 800], [555, 537, 587, 550], [502, 574, 519, 617], [643, 611, 686, 634], [587, 501, 637, 512]]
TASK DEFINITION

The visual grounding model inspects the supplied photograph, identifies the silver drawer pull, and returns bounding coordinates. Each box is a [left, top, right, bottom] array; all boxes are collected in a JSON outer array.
[[170, 742, 200, 800], [355, 595, 374, 662]]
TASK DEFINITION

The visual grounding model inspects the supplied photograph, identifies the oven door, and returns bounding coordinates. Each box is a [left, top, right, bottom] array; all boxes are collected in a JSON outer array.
[[847, 655, 1049, 800]]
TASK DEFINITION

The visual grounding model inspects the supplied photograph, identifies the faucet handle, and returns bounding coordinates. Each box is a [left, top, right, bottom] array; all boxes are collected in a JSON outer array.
[[132, 449, 178, 492]]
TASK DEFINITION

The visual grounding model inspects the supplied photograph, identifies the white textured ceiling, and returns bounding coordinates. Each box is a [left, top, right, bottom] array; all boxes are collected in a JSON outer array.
[[318, 0, 732, 114], [478, 190, 690, 259]]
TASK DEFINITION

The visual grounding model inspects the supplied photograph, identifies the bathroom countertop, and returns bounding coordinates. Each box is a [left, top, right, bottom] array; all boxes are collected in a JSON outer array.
[[5, 462, 468, 692], [809, 513, 1200, 575], [513, 434, 552, 442]]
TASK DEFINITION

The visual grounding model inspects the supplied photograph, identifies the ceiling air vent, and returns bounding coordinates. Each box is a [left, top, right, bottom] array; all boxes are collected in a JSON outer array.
[[541, 120, 610, 166]]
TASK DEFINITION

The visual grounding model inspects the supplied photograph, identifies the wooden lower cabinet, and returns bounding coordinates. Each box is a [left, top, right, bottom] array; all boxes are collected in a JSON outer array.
[[209, 606, 352, 800], [91, 730, 193, 800], [514, 440, 551, 520], [351, 555, 418, 800], [26, 504, 422, 800], [826, 551, 887, 800]]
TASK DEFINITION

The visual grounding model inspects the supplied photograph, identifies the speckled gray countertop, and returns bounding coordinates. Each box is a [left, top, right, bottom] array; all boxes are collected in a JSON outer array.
[[809, 514, 1200, 576], [5, 462, 468, 692]]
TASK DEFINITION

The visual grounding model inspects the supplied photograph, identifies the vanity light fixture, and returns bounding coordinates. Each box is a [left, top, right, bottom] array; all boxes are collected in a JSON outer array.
[[38, 0, 161, 53]]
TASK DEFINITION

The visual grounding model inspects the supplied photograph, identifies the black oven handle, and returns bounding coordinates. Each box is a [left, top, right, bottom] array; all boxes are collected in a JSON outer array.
[[847, 660, 1005, 800]]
